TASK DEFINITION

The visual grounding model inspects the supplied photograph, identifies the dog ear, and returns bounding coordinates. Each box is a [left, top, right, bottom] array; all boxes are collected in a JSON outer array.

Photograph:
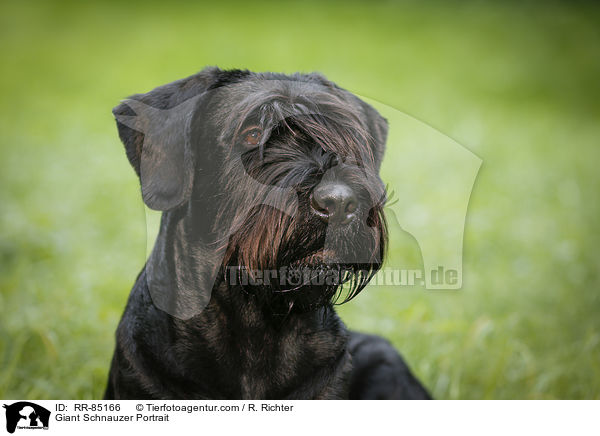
[[358, 100, 388, 171], [113, 67, 220, 210]]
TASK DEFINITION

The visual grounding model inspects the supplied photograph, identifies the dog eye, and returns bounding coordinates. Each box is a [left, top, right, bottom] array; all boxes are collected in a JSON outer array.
[[242, 128, 262, 146]]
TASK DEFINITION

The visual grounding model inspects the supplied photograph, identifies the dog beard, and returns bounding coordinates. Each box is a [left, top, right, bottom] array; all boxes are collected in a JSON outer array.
[[221, 197, 387, 314]]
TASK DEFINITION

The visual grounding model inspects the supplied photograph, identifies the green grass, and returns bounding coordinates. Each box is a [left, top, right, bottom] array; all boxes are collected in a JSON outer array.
[[1, 0, 599, 399]]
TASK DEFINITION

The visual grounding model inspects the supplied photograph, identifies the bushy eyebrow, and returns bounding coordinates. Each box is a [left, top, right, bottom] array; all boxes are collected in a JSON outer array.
[[219, 85, 375, 167]]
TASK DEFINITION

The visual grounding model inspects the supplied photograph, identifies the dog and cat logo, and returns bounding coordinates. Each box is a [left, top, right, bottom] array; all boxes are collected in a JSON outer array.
[[2, 403, 50, 433]]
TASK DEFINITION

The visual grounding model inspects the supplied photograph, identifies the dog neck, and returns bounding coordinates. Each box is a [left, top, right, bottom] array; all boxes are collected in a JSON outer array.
[[122, 267, 351, 399]]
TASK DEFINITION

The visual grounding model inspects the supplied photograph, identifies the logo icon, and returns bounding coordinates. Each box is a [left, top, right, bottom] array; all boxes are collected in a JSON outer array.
[[2, 402, 50, 434]]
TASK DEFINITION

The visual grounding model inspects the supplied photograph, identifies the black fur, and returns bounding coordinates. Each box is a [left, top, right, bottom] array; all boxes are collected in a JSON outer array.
[[105, 67, 431, 399]]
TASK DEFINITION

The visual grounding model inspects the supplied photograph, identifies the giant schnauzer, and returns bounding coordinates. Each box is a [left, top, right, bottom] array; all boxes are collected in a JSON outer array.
[[104, 67, 431, 399]]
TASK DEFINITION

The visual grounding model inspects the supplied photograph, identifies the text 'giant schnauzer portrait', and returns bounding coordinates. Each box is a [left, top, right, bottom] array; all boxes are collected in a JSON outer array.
[[105, 67, 478, 399]]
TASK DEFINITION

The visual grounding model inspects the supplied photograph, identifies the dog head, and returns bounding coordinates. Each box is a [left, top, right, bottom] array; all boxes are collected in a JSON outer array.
[[114, 67, 388, 316]]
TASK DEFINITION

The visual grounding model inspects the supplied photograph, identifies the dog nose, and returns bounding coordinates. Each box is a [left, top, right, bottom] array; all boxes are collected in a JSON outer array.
[[311, 182, 358, 225]]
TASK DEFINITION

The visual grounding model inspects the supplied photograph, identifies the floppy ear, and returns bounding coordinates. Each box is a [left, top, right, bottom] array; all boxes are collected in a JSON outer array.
[[358, 100, 388, 171], [113, 66, 219, 210]]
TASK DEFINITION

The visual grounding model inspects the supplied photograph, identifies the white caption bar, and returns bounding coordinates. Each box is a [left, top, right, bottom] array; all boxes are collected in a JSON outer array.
[[0, 400, 597, 436]]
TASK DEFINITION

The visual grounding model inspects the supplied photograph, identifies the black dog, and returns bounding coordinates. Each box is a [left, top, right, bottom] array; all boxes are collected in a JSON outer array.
[[104, 67, 431, 399]]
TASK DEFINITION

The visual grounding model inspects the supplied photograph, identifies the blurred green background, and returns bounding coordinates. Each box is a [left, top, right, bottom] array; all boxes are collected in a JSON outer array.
[[1, 0, 599, 399]]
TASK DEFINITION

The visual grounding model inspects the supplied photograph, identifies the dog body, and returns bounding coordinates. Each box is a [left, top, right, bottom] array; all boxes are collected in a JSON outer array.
[[105, 67, 430, 399]]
